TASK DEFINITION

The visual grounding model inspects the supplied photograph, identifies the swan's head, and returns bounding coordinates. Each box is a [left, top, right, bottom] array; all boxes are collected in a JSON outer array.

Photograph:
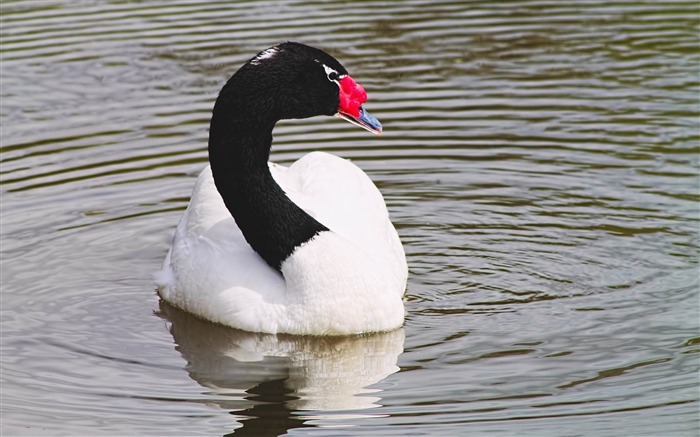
[[231, 42, 382, 134]]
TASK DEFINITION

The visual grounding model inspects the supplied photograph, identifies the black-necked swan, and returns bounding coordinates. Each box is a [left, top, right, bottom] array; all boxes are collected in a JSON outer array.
[[156, 42, 407, 336]]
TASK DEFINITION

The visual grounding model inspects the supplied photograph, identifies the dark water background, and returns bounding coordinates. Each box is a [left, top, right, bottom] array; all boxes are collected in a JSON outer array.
[[2, 1, 699, 435]]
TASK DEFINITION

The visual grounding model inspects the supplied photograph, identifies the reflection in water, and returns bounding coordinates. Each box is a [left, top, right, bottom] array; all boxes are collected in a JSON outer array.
[[157, 301, 404, 434]]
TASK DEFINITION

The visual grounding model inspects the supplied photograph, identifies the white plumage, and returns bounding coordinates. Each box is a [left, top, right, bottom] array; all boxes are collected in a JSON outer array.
[[157, 151, 407, 335]]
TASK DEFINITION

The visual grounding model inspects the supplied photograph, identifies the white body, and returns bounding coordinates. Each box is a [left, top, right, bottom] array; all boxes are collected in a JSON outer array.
[[157, 151, 407, 335]]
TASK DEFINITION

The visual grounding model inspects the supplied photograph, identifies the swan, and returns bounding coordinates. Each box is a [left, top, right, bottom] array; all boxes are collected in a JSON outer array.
[[156, 42, 407, 335]]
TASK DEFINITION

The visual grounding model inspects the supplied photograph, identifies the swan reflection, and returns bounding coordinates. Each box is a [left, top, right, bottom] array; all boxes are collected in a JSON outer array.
[[158, 301, 404, 432]]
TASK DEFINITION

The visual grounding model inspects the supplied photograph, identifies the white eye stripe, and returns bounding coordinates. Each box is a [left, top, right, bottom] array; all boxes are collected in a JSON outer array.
[[322, 64, 346, 84], [322, 64, 337, 76]]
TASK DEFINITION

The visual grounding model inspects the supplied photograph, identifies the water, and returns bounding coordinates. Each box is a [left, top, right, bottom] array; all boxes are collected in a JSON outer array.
[[1, 0, 698, 435]]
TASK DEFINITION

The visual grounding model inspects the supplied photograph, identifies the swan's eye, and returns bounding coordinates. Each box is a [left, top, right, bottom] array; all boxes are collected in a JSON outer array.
[[322, 64, 342, 83]]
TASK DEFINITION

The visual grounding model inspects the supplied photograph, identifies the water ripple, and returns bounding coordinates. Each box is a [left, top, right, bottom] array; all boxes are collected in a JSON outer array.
[[1, 0, 698, 435]]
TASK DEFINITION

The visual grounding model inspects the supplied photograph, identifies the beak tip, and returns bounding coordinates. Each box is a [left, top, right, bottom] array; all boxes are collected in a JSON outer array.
[[336, 107, 383, 135]]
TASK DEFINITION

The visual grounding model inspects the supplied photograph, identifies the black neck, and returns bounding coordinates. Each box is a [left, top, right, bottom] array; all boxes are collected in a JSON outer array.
[[208, 91, 328, 271]]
